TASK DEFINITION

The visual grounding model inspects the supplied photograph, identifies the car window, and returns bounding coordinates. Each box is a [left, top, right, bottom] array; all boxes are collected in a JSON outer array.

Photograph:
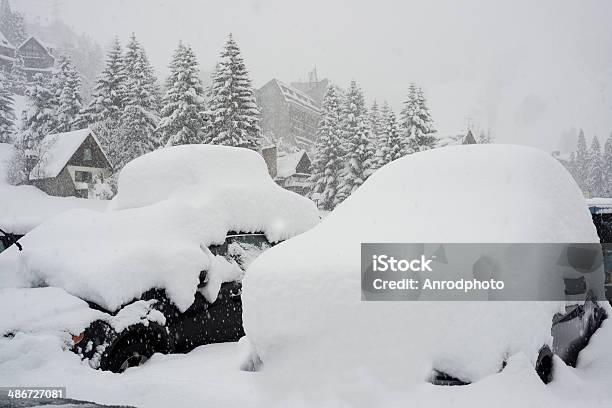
[[210, 233, 272, 271]]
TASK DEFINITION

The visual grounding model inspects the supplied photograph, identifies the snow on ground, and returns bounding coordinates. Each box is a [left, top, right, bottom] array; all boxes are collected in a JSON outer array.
[[0, 143, 108, 234], [242, 144, 608, 402], [0, 321, 611, 408], [0, 145, 319, 312]]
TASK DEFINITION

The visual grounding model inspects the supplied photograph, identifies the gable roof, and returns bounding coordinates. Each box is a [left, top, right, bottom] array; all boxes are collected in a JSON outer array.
[[277, 150, 310, 178], [268, 79, 320, 114], [0, 30, 14, 49], [29, 128, 110, 180], [17, 36, 53, 57]]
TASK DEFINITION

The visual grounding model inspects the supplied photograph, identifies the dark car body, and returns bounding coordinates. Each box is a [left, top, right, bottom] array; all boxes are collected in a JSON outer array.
[[73, 232, 272, 372], [0, 232, 23, 254]]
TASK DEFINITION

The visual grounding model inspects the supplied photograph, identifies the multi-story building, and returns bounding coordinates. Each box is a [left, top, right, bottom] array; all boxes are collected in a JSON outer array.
[[256, 79, 321, 151]]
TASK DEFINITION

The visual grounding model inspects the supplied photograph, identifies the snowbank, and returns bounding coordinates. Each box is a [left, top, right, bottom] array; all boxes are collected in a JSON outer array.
[[0, 184, 108, 234], [0, 145, 319, 312], [242, 145, 604, 399]]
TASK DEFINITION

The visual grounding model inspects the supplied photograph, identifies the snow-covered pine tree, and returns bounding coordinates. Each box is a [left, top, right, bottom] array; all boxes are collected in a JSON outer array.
[[9, 54, 26, 94], [478, 131, 492, 144], [116, 34, 160, 167], [575, 129, 589, 193], [53, 55, 82, 133], [602, 135, 612, 197], [369, 100, 384, 170], [0, 0, 27, 47], [158, 42, 207, 146], [341, 80, 366, 144], [400, 83, 436, 153], [377, 104, 403, 169], [586, 135, 603, 198], [205, 34, 260, 150], [309, 85, 344, 210], [20, 74, 57, 150], [78, 37, 126, 126], [0, 70, 14, 143], [337, 114, 373, 201], [336, 80, 372, 200]]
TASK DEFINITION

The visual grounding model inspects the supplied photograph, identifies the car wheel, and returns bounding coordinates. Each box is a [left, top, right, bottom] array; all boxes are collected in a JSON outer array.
[[104, 335, 156, 373], [535, 345, 553, 384]]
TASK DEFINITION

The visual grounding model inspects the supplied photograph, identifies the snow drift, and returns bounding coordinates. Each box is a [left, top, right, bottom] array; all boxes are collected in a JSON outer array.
[[0, 145, 319, 312], [242, 145, 605, 400]]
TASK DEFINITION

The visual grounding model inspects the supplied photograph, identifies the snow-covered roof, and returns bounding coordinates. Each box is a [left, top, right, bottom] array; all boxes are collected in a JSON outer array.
[[0, 30, 14, 49], [29, 128, 106, 180], [242, 145, 602, 388], [271, 79, 320, 114], [276, 150, 309, 179], [0, 145, 320, 312]]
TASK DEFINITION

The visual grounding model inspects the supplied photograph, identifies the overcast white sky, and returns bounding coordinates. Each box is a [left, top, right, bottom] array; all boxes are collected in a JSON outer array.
[[16, 0, 612, 151]]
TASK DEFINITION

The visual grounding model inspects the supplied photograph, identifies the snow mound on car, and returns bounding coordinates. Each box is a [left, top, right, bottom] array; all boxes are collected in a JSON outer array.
[[242, 144, 603, 398], [0, 145, 319, 312]]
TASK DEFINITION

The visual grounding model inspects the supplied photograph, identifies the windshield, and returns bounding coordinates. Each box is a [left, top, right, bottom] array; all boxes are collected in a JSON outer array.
[[210, 233, 272, 271]]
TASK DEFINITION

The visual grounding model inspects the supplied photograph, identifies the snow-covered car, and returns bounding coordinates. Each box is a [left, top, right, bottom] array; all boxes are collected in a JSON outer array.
[[589, 198, 612, 302], [0, 145, 320, 373], [241, 145, 610, 402]]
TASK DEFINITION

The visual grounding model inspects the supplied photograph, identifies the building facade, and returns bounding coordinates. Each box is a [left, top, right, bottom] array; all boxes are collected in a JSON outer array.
[[16, 36, 55, 81], [30, 128, 112, 198], [256, 79, 321, 151]]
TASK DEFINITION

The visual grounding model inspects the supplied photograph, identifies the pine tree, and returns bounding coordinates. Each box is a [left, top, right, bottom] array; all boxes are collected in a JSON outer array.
[[20, 74, 57, 150], [79, 38, 126, 125], [369, 100, 384, 170], [338, 115, 373, 200], [586, 136, 603, 198], [478, 131, 492, 144], [602, 135, 612, 197], [0, 70, 14, 143], [116, 34, 160, 168], [158, 42, 207, 146], [0, 0, 27, 47], [309, 85, 344, 210], [341, 80, 366, 145], [377, 104, 403, 168], [9, 54, 26, 94], [575, 129, 589, 193], [205, 34, 260, 150], [53, 56, 82, 133], [400, 83, 436, 153]]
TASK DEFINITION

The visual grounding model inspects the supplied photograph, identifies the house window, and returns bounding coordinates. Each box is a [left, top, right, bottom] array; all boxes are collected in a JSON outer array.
[[83, 148, 92, 161], [75, 171, 92, 183]]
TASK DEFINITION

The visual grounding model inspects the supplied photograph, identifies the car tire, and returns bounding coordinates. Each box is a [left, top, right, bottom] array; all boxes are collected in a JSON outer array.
[[103, 333, 157, 373], [535, 345, 554, 384]]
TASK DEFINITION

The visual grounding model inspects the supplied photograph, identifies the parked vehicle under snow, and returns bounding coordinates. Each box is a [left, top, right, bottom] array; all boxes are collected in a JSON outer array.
[[241, 144, 609, 399], [0, 145, 320, 372]]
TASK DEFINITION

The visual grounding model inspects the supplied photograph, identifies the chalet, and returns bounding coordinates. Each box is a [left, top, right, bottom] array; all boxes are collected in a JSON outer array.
[[16, 36, 55, 81], [256, 79, 321, 151], [262, 146, 312, 196], [0, 30, 14, 72], [29, 128, 112, 198]]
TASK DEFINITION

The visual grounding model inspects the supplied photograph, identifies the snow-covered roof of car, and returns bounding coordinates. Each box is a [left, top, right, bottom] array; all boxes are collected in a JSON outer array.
[[0, 145, 320, 312], [29, 128, 108, 180], [242, 144, 603, 391]]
